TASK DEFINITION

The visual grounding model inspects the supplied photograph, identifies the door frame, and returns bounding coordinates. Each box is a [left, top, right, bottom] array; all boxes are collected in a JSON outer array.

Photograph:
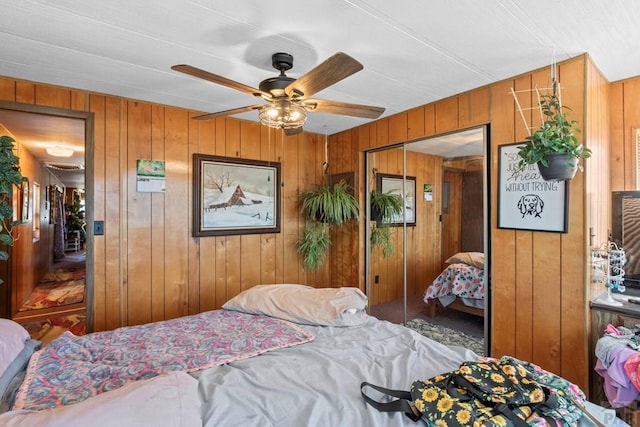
[[0, 100, 94, 329]]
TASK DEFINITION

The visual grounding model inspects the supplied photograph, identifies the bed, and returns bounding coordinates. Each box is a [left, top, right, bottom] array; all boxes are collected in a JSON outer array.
[[424, 251, 485, 318], [0, 284, 626, 426]]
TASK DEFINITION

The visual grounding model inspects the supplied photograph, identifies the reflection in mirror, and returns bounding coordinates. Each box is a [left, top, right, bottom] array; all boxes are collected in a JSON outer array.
[[367, 127, 487, 356], [366, 145, 407, 322]]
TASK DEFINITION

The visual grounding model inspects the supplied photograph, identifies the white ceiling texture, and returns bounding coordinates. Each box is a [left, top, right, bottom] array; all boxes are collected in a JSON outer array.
[[0, 0, 639, 184]]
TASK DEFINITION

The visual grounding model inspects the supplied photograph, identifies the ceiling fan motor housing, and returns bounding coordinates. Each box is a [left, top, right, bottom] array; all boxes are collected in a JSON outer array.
[[259, 52, 297, 94], [271, 52, 294, 72]]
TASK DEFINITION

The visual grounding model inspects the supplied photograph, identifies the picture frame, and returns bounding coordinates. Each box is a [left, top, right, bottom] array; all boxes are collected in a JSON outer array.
[[376, 173, 416, 226], [193, 154, 281, 237], [20, 177, 29, 222], [497, 142, 568, 233], [329, 171, 357, 196]]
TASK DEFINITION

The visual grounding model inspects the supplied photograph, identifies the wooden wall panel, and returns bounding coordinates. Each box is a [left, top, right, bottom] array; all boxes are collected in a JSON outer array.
[[609, 83, 625, 190], [0, 75, 331, 333], [2, 52, 618, 394], [490, 78, 517, 359], [331, 55, 604, 392], [610, 76, 640, 191]]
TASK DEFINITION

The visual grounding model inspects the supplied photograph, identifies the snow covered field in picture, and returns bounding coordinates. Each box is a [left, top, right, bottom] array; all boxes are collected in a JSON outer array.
[[200, 160, 277, 231], [202, 189, 275, 228]]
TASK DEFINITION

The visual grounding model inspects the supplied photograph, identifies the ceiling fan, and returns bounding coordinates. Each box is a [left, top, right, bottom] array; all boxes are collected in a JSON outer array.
[[171, 52, 385, 136]]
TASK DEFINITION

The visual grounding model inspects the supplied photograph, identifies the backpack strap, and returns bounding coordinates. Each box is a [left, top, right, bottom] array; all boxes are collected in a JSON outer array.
[[446, 375, 531, 427], [360, 382, 421, 422]]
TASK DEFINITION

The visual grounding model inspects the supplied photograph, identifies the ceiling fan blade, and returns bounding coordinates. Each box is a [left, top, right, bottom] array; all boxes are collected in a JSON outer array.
[[172, 64, 271, 99], [302, 99, 385, 119], [285, 52, 363, 99], [284, 127, 303, 136], [192, 105, 263, 121]]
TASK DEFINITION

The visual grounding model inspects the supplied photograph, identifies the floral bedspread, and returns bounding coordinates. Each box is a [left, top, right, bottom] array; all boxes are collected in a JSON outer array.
[[423, 263, 484, 301], [14, 310, 314, 411]]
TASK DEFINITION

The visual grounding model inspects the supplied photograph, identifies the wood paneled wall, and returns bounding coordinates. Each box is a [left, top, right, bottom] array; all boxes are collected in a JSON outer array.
[[328, 55, 607, 392], [610, 75, 640, 191], [0, 77, 332, 332], [0, 52, 616, 394], [0, 123, 60, 315], [362, 149, 444, 307]]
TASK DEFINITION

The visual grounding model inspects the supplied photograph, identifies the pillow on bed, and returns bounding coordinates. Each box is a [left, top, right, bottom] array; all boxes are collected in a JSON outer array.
[[222, 284, 368, 326], [0, 371, 201, 427], [0, 319, 30, 377], [445, 252, 484, 269], [0, 320, 39, 402]]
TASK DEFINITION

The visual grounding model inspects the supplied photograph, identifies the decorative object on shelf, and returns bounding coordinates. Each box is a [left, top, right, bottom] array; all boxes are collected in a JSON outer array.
[[592, 241, 627, 307], [0, 135, 23, 269]]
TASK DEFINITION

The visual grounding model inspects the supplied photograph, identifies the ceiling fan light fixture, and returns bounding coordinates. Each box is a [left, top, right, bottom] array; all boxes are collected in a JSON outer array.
[[46, 145, 74, 157], [258, 100, 307, 130]]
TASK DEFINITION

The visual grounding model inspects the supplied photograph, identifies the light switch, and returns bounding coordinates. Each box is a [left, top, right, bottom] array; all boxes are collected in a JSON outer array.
[[94, 221, 104, 236]]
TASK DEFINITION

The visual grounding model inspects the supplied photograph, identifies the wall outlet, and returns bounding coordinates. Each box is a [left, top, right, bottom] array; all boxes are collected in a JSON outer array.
[[374, 275, 380, 284]]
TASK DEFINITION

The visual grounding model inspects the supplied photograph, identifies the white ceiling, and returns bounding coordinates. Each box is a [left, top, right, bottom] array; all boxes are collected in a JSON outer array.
[[0, 0, 639, 178]]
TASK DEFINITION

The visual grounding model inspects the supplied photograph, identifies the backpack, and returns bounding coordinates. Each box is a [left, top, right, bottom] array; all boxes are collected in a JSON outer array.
[[361, 356, 586, 427]]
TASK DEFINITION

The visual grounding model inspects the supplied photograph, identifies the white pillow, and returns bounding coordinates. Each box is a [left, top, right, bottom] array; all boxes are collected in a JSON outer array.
[[223, 284, 369, 326], [0, 320, 29, 378], [0, 371, 201, 427]]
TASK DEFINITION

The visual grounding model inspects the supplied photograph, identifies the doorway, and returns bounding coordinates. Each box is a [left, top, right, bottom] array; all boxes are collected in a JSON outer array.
[[366, 126, 489, 355], [0, 101, 93, 343]]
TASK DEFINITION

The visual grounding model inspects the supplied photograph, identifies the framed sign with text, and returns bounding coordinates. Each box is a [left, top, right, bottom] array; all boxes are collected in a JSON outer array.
[[498, 143, 568, 233]]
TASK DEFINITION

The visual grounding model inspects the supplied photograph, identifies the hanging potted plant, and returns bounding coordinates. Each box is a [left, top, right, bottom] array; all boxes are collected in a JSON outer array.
[[517, 93, 591, 181], [0, 135, 23, 273], [296, 179, 359, 270], [369, 189, 403, 258], [370, 189, 403, 224]]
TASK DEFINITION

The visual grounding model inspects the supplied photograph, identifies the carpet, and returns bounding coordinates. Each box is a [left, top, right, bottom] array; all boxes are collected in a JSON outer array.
[[405, 318, 485, 356], [18, 269, 85, 311], [18, 313, 86, 345]]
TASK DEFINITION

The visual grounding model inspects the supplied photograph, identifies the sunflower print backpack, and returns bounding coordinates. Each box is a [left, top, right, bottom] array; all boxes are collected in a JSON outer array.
[[361, 356, 585, 427]]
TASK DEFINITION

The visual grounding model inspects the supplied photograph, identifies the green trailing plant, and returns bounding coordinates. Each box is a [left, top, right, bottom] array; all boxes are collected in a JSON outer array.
[[370, 189, 403, 223], [0, 135, 23, 270], [298, 180, 359, 224], [369, 189, 403, 258], [370, 225, 395, 258], [296, 179, 359, 270], [296, 222, 331, 271], [517, 93, 591, 171]]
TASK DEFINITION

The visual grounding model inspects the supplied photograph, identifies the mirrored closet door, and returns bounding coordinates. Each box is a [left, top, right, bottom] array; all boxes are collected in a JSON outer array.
[[366, 127, 489, 355]]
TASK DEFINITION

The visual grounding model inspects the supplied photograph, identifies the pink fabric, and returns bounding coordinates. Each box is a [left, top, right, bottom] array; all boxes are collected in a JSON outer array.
[[605, 324, 622, 335], [14, 310, 314, 411], [624, 351, 640, 392], [423, 263, 484, 300]]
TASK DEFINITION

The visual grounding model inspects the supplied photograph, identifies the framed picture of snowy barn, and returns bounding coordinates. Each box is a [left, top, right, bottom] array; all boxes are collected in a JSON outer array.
[[193, 154, 281, 237]]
